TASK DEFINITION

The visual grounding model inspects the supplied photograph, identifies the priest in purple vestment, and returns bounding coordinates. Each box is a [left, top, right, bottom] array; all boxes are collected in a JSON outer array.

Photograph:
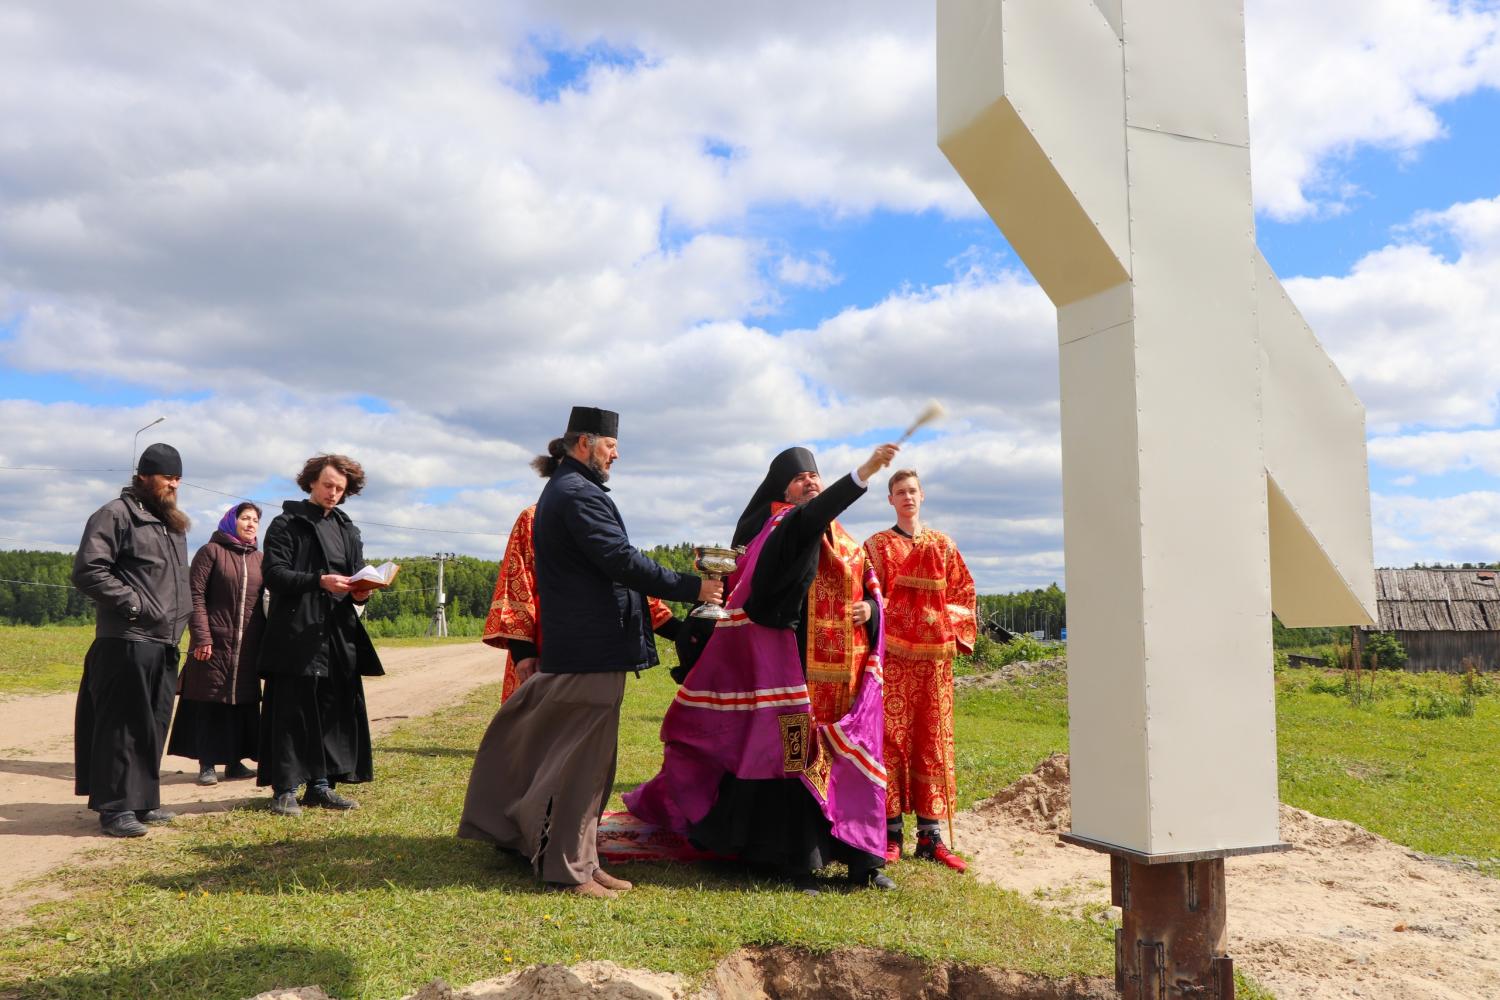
[[624, 441, 900, 889]]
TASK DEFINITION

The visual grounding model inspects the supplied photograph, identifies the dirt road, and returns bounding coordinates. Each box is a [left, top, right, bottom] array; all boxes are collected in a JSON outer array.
[[0, 642, 502, 920]]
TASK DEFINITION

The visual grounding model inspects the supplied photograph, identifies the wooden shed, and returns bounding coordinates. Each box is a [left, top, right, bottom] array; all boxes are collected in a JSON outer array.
[[1357, 568, 1500, 672]]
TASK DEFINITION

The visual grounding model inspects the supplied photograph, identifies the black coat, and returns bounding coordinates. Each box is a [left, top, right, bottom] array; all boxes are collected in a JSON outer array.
[[257, 501, 384, 679], [534, 456, 700, 675], [184, 531, 264, 703], [72, 489, 191, 644]]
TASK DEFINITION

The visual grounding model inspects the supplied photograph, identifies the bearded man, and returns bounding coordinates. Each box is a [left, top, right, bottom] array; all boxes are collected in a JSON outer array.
[[864, 470, 976, 871], [626, 442, 900, 890], [72, 443, 192, 837], [740, 447, 884, 722], [481, 444, 680, 703], [459, 406, 721, 898]]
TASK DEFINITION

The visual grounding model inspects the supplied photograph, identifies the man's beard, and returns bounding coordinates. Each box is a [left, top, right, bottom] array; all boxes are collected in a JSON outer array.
[[129, 480, 191, 534], [588, 455, 611, 482]]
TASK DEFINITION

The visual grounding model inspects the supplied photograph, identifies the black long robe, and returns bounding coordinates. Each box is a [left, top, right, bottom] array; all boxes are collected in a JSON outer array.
[[256, 501, 374, 792], [686, 473, 884, 876], [74, 638, 180, 813]]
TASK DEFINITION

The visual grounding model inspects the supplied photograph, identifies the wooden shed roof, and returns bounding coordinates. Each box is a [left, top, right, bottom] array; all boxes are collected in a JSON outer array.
[[1367, 569, 1500, 632]]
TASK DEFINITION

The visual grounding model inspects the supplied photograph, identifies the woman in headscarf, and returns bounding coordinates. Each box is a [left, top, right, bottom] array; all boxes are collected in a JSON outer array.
[[168, 502, 265, 784]]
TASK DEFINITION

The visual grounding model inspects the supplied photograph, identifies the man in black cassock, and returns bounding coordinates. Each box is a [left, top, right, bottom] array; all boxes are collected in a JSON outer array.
[[458, 406, 723, 899], [72, 443, 192, 837], [257, 453, 385, 817]]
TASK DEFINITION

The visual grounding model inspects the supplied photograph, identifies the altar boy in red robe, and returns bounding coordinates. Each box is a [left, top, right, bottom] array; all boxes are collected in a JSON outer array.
[[864, 470, 976, 871]]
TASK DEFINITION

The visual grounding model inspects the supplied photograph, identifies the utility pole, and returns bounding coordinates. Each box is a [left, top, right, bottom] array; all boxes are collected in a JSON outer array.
[[427, 551, 455, 637]]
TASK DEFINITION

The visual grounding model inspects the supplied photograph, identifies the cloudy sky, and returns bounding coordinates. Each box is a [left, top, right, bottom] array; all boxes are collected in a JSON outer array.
[[1, 0, 1498, 592]]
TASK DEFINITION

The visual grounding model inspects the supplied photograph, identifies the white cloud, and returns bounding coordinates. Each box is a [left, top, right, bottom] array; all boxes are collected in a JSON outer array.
[[776, 252, 840, 290], [1246, 0, 1500, 220], [1286, 194, 1500, 433], [1, 2, 1498, 592], [1370, 428, 1500, 476], [1372, 490, 1500, 564]]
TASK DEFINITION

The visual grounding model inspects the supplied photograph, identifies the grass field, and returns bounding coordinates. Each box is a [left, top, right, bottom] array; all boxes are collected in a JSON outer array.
[[0, 626, 467, 697], [3, 630, 1493, 998], [1276, 666, 1500, 874], [0, 626, 94, 696], [0, 661, 1114, 1000]]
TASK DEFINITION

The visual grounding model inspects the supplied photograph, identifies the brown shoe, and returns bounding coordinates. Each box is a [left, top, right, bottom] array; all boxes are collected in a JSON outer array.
[[593, 868, 633, 892], [554, 879, 618, 899]]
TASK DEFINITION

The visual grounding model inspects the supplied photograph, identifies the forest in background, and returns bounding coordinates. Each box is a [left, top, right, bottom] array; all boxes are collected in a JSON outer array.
[[0, 546, 1453, 648]]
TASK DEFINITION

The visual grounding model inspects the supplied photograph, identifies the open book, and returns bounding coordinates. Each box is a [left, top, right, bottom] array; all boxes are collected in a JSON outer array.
[[348, 561, 400, 589]]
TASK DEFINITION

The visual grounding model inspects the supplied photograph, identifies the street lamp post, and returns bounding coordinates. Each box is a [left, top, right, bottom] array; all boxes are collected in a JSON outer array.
[[131, 417, 166, 473]]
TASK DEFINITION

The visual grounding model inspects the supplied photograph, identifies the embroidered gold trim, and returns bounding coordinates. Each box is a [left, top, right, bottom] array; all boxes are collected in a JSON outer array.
[[804, 729, 833, 796], [885, 635, 956, 657], [779, 713, 812, 773], [894, 575, 944, 590]]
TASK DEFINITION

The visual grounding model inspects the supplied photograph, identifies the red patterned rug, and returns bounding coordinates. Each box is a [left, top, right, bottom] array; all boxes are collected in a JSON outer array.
[[597, 811, 726, 864]]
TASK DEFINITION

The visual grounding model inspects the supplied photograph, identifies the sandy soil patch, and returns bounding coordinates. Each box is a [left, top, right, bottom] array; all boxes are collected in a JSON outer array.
[[0, 641, 504, 922], [363, 948, 1112, 1000], [958, 754, 1500, 1000]]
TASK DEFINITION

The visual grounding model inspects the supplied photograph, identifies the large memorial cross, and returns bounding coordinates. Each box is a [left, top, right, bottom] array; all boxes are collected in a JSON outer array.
[[937, 2, 1377, 994]]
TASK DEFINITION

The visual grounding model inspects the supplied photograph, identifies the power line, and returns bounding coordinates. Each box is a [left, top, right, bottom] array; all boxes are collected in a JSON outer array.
[[0, 577, 75, 590], [0, 468, 501, 539], [0, 465, 131, 473], [179, 483, 499, 537]]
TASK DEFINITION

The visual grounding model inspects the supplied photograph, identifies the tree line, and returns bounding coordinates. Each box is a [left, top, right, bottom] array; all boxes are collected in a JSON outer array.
[[0, 543, 701, 628], [0, 548, 1409, 650]]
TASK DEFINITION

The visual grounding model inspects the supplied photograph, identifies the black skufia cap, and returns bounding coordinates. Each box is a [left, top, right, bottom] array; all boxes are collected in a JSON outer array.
[[567, 406, 619, 438], [136, 443, 183, 477], [732, 446, 818, 547]]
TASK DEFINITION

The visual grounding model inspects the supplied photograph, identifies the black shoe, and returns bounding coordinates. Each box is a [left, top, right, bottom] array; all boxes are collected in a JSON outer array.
[[849, 869, 896, 890], [196, 765, 219, 786], [301, 786, 359, 810], [224, 762, 257, 781], [270, 792, 302, 817], [137, 809, 176, 824], [101, 812, 149, 838]]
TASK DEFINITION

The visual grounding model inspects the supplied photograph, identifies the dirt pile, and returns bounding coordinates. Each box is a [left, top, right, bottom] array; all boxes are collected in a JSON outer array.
[[384, 948, 1113, 1000], [410, 960, 691, 999], [971, 753, 1071, 834], [1276, 804, 1379, 850], [954, 658, 1065, 690]]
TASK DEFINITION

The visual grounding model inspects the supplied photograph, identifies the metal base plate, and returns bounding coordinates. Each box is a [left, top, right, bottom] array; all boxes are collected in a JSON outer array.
[[1059, 831, 1291, 865]]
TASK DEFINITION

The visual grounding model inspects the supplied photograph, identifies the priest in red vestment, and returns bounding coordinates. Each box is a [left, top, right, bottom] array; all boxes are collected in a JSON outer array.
[[863, 469, 976, 871]]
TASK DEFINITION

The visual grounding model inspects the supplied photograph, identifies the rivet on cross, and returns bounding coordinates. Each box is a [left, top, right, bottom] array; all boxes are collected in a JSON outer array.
[[938, 0, 1376, 857]]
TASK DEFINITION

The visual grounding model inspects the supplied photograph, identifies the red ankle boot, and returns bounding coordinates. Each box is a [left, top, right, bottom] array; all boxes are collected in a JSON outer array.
[[915, 831, 967, 873]]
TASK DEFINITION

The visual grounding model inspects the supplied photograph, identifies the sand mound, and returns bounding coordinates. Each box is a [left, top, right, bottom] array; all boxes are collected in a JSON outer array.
[[382, 948, 1113, 1000], [972, 753, 1072, 834], [1277, 804, 1380, 851], [407, 960, 691, 999]]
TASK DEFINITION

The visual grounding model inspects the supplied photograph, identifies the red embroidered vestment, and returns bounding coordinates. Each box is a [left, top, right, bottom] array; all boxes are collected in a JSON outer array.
[[864, 527, 976, 819]]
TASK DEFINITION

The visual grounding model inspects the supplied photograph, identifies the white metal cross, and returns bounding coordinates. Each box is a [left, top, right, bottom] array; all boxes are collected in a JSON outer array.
[[938, 0, 1376, 856]]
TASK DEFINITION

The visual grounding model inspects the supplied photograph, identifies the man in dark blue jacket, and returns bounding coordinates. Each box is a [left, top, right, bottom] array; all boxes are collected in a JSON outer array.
[[458, 406, 723, 898]]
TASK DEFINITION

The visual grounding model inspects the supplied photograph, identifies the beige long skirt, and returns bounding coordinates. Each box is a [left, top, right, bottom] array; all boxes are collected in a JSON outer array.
[[457, 670, 626, 885]]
